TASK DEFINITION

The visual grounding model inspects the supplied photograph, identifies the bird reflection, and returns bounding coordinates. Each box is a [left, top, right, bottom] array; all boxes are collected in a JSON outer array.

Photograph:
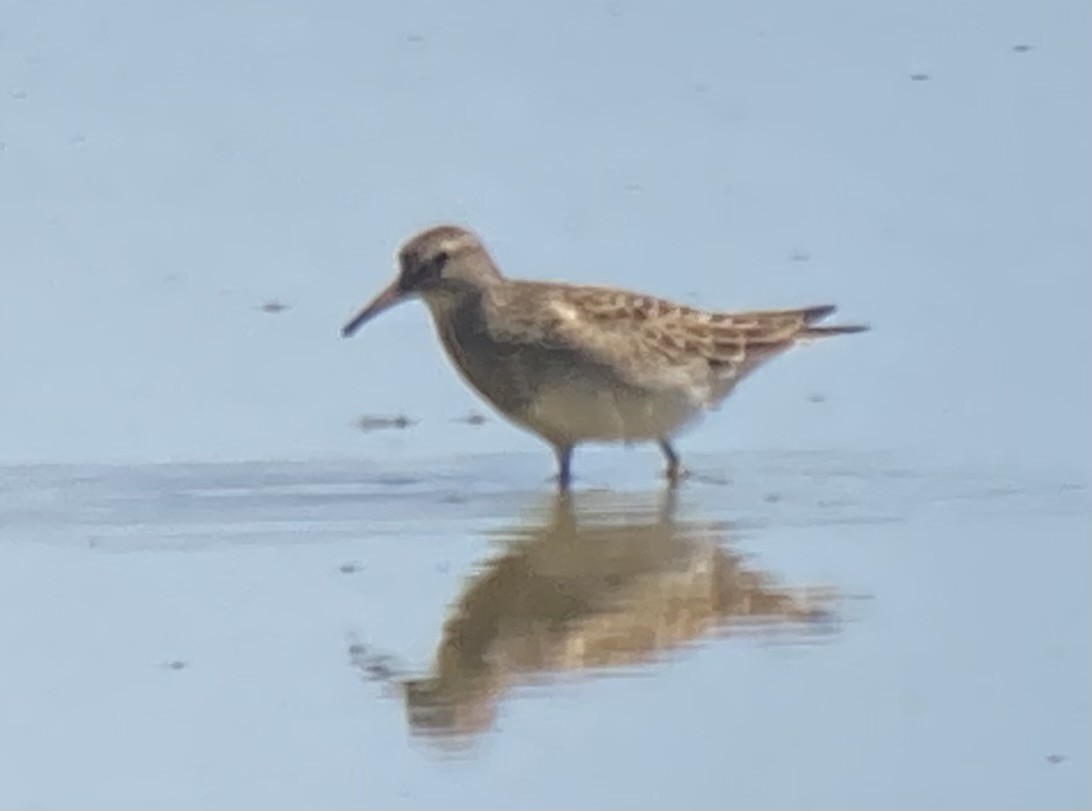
[[355, 490, 838, 744]]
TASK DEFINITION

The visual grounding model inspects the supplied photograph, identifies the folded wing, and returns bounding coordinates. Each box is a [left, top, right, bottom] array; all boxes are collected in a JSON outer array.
[[489, 282, 868, 406]]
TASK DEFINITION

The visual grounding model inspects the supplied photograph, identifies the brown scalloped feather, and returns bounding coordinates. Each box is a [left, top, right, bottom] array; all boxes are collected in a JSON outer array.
[[486, 281, 868, 402]]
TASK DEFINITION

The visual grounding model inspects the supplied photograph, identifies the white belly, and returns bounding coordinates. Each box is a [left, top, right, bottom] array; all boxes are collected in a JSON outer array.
[[523, 382, 705, 444]]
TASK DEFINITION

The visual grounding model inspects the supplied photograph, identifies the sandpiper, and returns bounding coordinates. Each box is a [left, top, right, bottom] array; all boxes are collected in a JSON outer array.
[[342, 225, 868, 488]]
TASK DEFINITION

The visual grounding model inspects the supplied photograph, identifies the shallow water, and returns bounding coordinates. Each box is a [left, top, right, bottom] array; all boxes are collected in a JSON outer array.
[[2, 0, 1089, 806], [1, 454, 1088, 807]]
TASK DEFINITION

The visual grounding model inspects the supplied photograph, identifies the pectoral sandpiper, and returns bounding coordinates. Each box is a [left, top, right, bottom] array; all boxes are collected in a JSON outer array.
[[342, 225, 867, 489]]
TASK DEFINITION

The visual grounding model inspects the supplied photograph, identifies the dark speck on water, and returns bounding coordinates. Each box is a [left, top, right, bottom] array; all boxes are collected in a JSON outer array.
[[1013, 43, 1033, 53], [347, 638, 398, 682], [790, 249, 812, 263], [260, 300, 289, 314], [356, 414, 415, 432], [364, 659, 395, 680], [163, 660, 188, 671], [339, 562, 362, 574], [910, 72, 931, 81], [808, 392, 827, 404], [454, 411, 488, 426], [1046, 753, 1068, 765]]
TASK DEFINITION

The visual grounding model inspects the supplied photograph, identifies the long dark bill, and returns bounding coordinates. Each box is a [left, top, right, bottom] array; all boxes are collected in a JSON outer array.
[[341, 280, 404, 338]]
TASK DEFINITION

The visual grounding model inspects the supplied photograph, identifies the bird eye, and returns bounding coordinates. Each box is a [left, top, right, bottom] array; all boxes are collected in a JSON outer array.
[[398, 249, 450, 291]]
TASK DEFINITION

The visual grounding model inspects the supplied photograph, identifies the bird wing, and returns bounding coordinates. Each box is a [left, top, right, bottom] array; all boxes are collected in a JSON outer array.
[[487, 282, 859, 406]]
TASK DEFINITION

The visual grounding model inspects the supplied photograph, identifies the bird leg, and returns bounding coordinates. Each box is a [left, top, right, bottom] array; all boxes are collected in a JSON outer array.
[[554, 445, 574, 491], [658, 439, 688, 485]]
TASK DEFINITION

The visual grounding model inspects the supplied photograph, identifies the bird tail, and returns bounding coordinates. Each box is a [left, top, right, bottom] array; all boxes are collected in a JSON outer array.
[[797, 304, 870, 338], [801, 323, 871, 337]]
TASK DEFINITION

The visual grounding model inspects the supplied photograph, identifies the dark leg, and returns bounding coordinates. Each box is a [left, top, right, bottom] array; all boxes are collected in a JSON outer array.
[[554, 445, 574, 491], [658, 439, 687, 485]]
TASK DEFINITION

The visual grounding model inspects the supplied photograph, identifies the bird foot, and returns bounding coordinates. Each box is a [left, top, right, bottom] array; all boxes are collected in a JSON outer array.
[[664, 465, 690, 486]]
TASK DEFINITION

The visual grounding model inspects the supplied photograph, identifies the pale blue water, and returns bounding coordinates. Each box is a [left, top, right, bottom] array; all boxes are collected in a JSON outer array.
[[1, 0, 1089, 807], [0, 457, 1088, 808]]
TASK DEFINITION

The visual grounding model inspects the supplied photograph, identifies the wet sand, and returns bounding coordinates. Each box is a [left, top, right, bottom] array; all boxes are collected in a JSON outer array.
[[1, 452, 1087, 807]]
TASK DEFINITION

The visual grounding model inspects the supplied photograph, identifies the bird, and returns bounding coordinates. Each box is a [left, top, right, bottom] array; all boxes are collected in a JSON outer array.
[[341, 225, 868, 489]]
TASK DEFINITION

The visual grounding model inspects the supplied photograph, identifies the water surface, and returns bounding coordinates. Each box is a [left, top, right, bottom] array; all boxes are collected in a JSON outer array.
[[1, 454, 1087, 807]]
